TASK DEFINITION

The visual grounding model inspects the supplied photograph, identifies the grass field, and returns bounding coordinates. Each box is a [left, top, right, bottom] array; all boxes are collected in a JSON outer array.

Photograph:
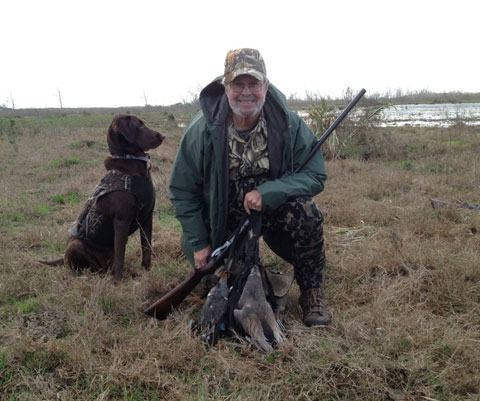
[[1, 108, 479, 400]]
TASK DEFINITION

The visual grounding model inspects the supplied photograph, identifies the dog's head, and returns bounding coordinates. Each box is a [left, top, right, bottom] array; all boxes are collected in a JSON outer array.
[[107, 114, 165, 156]]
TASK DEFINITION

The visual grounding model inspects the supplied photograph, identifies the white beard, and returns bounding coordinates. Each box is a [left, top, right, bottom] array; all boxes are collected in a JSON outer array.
[[229, 96, 265, 118]]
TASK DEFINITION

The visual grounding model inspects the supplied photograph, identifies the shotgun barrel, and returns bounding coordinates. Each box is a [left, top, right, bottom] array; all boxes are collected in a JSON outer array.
[[293, 88, 366, 174]]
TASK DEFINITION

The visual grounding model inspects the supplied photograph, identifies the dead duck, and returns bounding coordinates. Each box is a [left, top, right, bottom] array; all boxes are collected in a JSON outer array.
[[234, 264, 286, 352]]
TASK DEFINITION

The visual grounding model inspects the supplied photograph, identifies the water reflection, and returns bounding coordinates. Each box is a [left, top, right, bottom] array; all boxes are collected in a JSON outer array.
[[379, 103, 480, 127], [298, 103, 480, 127]]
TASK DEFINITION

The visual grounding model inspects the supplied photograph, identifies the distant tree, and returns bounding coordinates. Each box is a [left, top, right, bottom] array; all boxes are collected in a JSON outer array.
[[57, 88, 63, 109], [9, 93, 15, 110], [343, 87, 354, 101], [143, 90, 150, 107], [181, 87, 201, 107]]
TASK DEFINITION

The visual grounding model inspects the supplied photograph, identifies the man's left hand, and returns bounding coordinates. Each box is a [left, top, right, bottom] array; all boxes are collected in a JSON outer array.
[[244, 190, 262, 214]]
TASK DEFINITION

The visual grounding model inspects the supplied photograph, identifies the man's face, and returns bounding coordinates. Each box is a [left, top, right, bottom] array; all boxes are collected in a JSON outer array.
[[225, 75, 267, 118]]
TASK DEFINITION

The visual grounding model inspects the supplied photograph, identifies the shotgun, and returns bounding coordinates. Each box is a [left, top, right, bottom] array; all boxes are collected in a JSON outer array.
[[144, 219, 250, 318], [145, 89, 367, 319]]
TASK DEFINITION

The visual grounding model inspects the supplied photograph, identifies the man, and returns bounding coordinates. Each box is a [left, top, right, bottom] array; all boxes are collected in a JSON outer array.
[[169, 48, 329, 326]]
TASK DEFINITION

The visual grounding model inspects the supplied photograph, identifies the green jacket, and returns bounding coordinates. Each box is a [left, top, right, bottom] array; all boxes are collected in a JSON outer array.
[[169, 78, 327, 265]]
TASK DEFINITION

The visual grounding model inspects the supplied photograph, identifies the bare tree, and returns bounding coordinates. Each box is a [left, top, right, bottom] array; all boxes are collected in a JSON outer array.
[[9, 93, 15, 110], [143, 90, 149, 107], [181, 86, 202, 106], [57, 88, 63, 109], [343, 87, 354, 101]]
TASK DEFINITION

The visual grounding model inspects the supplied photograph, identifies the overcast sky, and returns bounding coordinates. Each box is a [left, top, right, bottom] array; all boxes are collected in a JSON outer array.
[[1, 0, 478, 109]]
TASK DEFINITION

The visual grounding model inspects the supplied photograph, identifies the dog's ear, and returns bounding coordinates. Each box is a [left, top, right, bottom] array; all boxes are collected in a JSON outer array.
[[112, 115, 137, 144], [107, 115, 134, 155]]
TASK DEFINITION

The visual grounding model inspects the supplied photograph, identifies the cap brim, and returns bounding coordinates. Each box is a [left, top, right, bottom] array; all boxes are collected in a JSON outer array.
[[224, 68, 265, 84]]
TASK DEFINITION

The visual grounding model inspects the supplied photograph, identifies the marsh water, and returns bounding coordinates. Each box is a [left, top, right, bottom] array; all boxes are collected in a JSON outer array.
[[298, 103, 480, 128], [379, 103, 480, 127]]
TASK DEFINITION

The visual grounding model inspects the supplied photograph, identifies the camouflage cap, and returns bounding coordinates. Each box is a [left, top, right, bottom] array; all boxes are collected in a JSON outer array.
[[223, 48, 266, 85]]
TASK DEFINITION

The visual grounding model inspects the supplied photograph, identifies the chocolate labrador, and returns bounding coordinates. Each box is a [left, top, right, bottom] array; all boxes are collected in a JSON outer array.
[[43, 114, 165, 280]]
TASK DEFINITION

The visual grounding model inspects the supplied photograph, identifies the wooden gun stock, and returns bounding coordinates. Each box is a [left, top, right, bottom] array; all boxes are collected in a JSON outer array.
[[144, 218, 250, 319], [144, 257, 224, 319]]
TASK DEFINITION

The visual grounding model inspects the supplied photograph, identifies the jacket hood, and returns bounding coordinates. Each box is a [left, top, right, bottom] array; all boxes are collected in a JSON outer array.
[[199, 77, 292, 182]]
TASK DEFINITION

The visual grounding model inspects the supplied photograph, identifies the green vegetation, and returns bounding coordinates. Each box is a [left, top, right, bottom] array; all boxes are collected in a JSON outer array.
[[0, 211, 26, 227], [0, 118, 21, 152], [45, 157, 90, 169], [34, 203, 50, 217], [157, 210, 181, 230], [69, 140, 108, 151], [0, 358, 14, 388], [445, 139, 468, 147], [51, 193, 79, 205], [400, 159, 413, 170], [8, 297, 40, 314]]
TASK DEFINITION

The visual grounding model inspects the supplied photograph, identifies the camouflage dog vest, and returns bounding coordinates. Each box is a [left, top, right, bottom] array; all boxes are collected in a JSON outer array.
[[69, 169, 155, 251]]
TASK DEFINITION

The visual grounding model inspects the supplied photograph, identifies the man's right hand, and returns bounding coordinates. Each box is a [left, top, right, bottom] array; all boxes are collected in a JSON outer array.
[[194, 245, 212, 269]]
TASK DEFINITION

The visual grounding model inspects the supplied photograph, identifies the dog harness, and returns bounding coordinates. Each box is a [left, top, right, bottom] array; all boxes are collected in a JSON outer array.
[[69, 169, 155, 251]]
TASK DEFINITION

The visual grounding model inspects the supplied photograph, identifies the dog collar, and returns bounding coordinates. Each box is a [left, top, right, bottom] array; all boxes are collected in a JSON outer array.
[[111, 154, 151, 163]]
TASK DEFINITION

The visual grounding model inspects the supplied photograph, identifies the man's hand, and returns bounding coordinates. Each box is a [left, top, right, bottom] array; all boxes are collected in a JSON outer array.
[[194, 245, 212, 269], [244, 189, 262, 215]]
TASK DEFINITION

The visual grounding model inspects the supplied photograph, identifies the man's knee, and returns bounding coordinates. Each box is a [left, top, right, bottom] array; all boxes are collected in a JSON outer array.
[[267, 197, 323, 238], [262, 197, 324, 263]]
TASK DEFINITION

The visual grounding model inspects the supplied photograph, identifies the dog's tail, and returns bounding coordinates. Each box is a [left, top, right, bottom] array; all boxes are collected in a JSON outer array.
[[38, 258, 64, 266]]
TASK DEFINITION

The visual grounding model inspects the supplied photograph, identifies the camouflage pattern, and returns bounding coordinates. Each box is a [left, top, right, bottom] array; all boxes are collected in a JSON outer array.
[[69, 170, 126, 250], [226, 176, 326, 290], [262, 196, 326, 290], [228, 113, 269, 180], [223, 48, 267, 85], [69, 169, 155, 251]]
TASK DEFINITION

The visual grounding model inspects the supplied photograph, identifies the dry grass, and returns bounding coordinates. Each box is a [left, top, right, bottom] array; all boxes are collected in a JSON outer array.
[[1, 113, 480, 400]]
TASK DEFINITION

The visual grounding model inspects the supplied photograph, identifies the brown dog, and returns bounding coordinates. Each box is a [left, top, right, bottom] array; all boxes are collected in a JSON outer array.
[[44, 114, 165, 280]]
